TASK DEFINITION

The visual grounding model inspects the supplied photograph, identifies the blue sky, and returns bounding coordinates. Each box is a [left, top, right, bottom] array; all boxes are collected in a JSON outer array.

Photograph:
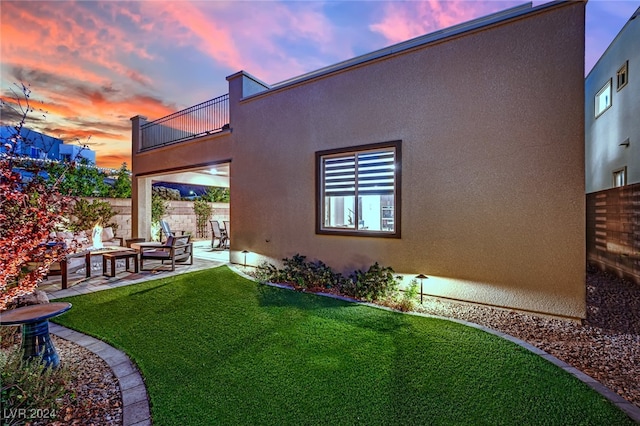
[[1, 0, 638, 168]]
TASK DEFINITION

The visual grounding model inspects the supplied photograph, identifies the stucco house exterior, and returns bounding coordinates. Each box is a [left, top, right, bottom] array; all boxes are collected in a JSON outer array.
[[0, 126, 97, 164], [585, 6, 639, 193], [131, 1, 586, 319], [585, 6, 640, 284]]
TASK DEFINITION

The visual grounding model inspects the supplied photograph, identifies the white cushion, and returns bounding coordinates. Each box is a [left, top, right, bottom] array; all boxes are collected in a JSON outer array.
[[57, 231, 74, 240], [131, 241, 162, 251], [101, 226, 115, 241]]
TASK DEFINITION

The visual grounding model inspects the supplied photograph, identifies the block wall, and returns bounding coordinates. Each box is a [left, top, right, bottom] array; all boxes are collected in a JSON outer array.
[[81, 198, 230, 240]]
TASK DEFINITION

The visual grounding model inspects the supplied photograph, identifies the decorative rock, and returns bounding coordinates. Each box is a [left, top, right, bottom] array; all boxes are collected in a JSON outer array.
[[8, 290, 50, 309]]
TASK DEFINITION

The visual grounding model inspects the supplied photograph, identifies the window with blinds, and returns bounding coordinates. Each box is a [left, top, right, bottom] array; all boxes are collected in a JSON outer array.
[[316, 141, 401, 237]]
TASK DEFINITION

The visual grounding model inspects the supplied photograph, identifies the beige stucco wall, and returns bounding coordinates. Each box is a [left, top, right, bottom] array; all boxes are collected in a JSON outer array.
[[230, 2, 586, 318], [130, 116, 232, 239]]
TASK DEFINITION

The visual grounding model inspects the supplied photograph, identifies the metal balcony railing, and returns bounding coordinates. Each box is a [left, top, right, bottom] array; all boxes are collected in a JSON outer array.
[[140, 93, 229, 151]]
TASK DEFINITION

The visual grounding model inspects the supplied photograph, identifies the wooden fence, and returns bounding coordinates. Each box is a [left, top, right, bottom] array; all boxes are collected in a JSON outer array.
[[586, 183, 640, 284]]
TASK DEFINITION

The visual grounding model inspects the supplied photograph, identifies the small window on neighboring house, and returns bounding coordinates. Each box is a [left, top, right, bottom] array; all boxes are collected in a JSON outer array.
[[29, 147, 41, 158], [317, 141, 401, 238], [595, 79, 612, 117], [613, 167, 627, 188], [617, 61, 628, 91]]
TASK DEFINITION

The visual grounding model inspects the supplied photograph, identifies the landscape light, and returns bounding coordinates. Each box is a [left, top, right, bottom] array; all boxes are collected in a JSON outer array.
[[415, 274, 428, 304]]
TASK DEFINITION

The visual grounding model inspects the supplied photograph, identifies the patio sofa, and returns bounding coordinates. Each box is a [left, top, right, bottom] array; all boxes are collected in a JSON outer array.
[[51, 226, 124, 249]]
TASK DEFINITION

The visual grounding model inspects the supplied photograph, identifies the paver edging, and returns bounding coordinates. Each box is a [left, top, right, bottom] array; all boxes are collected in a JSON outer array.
[[48, 323, 152, 426]]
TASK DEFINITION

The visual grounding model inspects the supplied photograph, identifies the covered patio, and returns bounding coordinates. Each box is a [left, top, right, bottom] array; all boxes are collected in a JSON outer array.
[[36, 240, 230, 296]]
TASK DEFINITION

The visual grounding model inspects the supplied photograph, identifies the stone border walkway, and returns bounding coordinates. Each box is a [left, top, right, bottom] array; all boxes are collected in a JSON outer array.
[[49, 323, 151, 426], [46, 262, 640, 425]]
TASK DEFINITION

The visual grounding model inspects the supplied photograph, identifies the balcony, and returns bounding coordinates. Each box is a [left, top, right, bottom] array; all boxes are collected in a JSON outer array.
[[140, 93, 229, 151]]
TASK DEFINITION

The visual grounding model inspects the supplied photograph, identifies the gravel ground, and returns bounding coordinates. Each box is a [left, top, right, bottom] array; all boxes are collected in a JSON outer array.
[[0, 333, 121, 426], [9, 266, 638, 425], [44, 337, 122, 426]]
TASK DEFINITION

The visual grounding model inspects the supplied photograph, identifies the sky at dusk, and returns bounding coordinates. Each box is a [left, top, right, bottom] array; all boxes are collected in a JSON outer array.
[[1, 0, 639, 169]]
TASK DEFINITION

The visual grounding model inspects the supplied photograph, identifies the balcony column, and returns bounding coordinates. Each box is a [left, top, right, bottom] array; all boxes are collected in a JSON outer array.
[[130, 115, 149, 240], [132, 176, 152, 240]]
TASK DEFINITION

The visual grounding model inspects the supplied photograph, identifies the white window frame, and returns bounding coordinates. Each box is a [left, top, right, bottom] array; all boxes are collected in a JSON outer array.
[[316, 140, 401, 238], [595, 79, 612, 118], [613, 167, 627, 188]]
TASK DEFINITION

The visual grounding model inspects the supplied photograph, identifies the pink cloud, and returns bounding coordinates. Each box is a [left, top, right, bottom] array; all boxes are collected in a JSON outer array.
[[370, 0, 520, 44], [137, 1, 245, 71], [0, 1, 153, 87], [136, 1, 341, 85]]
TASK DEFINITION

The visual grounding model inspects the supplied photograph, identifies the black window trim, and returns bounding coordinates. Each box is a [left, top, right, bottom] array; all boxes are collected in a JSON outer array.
[[315, 140, 401, 238], [617, 60, 628, 92]]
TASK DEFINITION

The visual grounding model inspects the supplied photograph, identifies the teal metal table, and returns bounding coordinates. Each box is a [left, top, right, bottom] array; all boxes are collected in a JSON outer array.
[[0, 302, 72, 368]]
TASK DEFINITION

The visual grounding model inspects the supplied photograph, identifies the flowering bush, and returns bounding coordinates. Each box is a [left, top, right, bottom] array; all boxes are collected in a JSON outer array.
[[0, 149, 74, 310], [0, 85, 75, 310]]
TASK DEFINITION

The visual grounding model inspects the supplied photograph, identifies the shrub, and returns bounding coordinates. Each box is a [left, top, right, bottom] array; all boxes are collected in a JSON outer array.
[[0, 349, 72, 422], [252, 255, 407, 306], [393, 279, 419, 312], [68, 199, 118, 232], [251, 261, 280, 284], [151, 194, 168, 241], [279, 254, 315, 289], [279, 254, 344, 291], [1, 130, 74, 308], [251, 255, 343, 291], [201, 187, 229, 203], [343, 262, 401, 302], [193, 199, 212, 238]]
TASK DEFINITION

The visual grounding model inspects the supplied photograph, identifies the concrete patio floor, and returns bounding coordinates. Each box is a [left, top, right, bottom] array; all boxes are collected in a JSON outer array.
[[39, 239, 230, 299]]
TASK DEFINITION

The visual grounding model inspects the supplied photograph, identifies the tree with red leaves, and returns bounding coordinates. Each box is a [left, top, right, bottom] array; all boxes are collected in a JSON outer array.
[[0, 84, 76, 310]]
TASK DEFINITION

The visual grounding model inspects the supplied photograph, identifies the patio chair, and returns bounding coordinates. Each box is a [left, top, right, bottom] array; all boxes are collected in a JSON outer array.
[[159, 219, 187, 241], [210, 220, 227, 249], [223, 221, 230, 248], [139, 235, 193, 271]]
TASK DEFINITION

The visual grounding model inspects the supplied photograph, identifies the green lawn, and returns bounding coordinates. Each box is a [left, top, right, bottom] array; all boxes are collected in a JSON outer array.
[[53, 266, 634, 425]]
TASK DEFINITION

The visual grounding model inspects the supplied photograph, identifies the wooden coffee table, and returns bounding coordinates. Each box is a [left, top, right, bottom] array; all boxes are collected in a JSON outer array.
[[102, 250, 139, 277]]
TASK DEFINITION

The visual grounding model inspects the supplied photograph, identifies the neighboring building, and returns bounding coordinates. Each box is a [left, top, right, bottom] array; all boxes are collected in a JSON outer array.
[[0, 125, 62, 160], [131, 1, 586, 319], [585, 7, 640, 285], [585, 6, 640, 193], [59, 143, 96, 165], [0, 126, 96, 164]]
